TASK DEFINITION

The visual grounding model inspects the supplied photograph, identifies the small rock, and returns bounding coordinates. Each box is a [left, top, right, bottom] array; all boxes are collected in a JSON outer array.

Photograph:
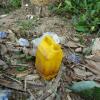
[[0, 14, 7, 18], [75, 48, 82, 52]]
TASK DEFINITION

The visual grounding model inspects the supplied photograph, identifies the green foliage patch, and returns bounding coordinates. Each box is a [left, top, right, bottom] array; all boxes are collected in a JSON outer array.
[[49, 0, 100, 34]]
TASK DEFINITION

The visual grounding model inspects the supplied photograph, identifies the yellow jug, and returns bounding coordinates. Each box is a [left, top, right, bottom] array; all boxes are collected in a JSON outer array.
[[35, 35, 63, 80]]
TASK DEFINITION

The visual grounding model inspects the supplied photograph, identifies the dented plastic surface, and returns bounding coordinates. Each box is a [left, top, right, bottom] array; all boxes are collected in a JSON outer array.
[[35, 35, 63, 80]]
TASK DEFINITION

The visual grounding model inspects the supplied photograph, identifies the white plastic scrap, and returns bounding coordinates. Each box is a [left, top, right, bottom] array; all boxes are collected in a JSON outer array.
[[43, 32, 60, 44], [31, 37, 42, 56], [31, 32, 62, 56], [18, 38, 29, 47]]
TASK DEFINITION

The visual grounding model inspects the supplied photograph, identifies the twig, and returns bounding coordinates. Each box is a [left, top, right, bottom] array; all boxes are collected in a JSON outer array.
[[67, 94, 72, 100], [27, 89, 36, 100], [3, 74, 22, 85], [11, 64, 29, 67]]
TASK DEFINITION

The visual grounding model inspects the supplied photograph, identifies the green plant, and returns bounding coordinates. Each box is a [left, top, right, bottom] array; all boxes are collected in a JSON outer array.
[[50, 0, 100, 34], [9, 0, 21, 8], [18, 20, 33, 30]]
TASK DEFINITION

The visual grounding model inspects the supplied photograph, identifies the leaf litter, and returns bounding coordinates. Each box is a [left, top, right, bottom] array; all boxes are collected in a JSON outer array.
[[0, 9, 100, 100]]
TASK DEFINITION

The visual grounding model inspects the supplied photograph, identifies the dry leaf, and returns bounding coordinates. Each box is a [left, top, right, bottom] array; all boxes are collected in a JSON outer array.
[[0, 59, 6, 66], [8, 29, 16, 42], [66, 41, 78, 48], [86, 60, 100, 75], [65, 41, 84, 48], [92, 38, 100, 55], [86, 54, 100, 62], [0, 44, 8, 55], [0, 59, 8, 69], [74, 67, 92, 77]]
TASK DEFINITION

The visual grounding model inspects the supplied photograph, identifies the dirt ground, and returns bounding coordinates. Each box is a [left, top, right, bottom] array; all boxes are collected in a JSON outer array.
[[1, 7, 99, 100]]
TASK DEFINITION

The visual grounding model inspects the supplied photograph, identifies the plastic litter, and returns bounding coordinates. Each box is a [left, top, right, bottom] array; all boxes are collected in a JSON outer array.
[[0, 89, 11, 100], [17, 38, 29, 47], [35, 35, 63, 80], [31, 32, 62, 56], [71, 81, 100, 92], [43, 32, 60, 44], [31, 37, 42, 56], [70, 81, 100, 99], [67, 54, 81, 64], [0, 32, 8, 39]]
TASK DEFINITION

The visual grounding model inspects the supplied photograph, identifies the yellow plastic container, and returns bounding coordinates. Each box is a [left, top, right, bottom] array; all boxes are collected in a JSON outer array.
[[35, 35, 63, 80]]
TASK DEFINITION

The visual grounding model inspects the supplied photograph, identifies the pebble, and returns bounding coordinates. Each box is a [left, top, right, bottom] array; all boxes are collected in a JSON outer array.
[[75, 47, 82, 52]]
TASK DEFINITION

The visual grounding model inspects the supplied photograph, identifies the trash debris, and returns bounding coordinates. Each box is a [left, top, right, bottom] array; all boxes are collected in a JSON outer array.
[[67, 54, 81, 64], [31, 37, 42, 56], [43, 32, 61, 44], [17, 38, 29, 47], [25, 4, 28, 7], [31, 32, 62, 56], [26, 15, 34, 20], [0, 89, 11, 100], [0, 32, 8, 39], [71, 81, 100, 92], [70, 81, 100, 99], [35, 35, 63, 80]]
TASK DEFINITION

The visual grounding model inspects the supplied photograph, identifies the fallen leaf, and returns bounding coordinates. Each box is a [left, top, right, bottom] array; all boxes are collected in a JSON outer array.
[[66, 41, 78, 48], [65, 41, 84, 48], [0, 44, 8, 55], [86, 60, 100, 75], [0, 59, 8, 69], [0, 59, 6, 66], [92, 38, 100, 55], [74, 67, 92, 77], [86, 54, 100, 62], [8, 29, 16, 42]]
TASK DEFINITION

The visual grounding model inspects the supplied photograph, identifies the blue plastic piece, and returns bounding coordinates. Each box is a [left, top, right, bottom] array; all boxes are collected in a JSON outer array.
[[0, 89, 11, 100], [67, 54, 81, 64], [0, 32, 7, 39]]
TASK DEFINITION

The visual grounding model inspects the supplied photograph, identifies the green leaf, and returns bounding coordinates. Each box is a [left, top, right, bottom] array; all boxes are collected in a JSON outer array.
[[94, 87, 100, 100], [65, 0, 72, 7], [16, 66, 26, 72], [75, 25, 89, 32]]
